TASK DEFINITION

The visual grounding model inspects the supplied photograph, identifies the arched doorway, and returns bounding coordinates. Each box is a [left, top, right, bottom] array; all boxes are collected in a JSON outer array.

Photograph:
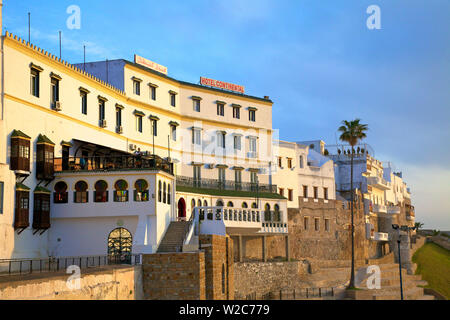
[[107, 227, 132, 263], [178, 198, 186, 220]]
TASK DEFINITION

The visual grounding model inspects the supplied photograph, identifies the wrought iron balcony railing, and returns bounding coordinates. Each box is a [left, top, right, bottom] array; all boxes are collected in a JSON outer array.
[[54, 155, 173, 175], [176, 175, 277, 193]]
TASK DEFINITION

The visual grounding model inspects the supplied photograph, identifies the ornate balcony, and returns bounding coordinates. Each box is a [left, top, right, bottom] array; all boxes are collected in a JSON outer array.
[[176, 175, 277, 193], [54, 155, 174, 175]]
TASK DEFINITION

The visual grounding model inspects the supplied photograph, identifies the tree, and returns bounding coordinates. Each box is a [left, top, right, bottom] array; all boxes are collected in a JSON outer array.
[[338, 119, 368, 289], [414, 222, 424, 230]]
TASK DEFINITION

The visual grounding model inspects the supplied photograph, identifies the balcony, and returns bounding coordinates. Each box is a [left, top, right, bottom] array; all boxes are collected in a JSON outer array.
[[176, 176, 277, 193], [372, 204, 387, 214], [54, 155, 174, 176], [194, 206, 288, 235], [387, 205, 401, 214], [373, 232, 389, 241], [366, 176, 390, 190]]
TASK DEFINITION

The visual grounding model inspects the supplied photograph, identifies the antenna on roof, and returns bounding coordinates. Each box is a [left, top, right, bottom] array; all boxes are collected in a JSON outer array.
[[106, 59, 109, 83], [83, 45, 86, 71], [28, 12, 30, 43], [59, 31, 62, 59]]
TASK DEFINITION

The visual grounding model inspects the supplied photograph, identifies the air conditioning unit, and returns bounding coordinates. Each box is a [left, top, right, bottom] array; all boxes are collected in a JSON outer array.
[[116, 126, 123, 134], [53, 101, 62, 111], [129, 144, 137, 151], [100, 119, 107, 128]]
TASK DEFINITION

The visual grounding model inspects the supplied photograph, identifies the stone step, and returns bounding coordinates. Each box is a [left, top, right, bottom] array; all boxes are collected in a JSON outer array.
[[372, 287, 424, 300], [417, 295, 435, 300]]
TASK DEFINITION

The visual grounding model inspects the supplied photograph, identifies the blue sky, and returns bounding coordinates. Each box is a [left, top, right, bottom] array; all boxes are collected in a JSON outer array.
[[3, 0, 449, 229]]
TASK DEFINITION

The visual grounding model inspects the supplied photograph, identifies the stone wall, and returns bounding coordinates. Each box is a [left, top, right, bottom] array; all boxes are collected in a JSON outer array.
[[142, 252, 205, 300], [234, 261, 308, 299], [0, 265, 142, 300], [142, 234, 234, 300]]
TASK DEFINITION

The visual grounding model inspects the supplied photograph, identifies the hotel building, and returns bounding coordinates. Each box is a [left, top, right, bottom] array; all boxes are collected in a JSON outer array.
[[0, 24, 287, 261]]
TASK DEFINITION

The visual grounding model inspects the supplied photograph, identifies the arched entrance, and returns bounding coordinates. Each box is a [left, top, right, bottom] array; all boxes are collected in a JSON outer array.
[[178, 198, 186, 220], [107, 227, 132, 263]]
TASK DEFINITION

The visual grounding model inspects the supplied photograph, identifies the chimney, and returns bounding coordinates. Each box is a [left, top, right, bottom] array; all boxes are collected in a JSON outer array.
[[264, 96, 269, 100]]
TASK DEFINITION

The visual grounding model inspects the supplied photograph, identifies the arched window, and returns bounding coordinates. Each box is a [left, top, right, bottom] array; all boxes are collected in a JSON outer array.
[[227, 201, 234, 207], [203, 200, 208, 206], [198, 199, 202, 207], [251, 202, 257, 208], [94, 180, 108, 202], [264, 203, 271, 221], [242, 202, 248, 208], [167, 184, 171, 205], [114, 180, 128, 202], [274, 204, 280, 221], [158, 181, 162, 202], [163, 182, 167, 203], [74, 181, 88, 203], [54, 181, 68, 203], [191, 199, 196, 211], [216, 200, 224, 207], [134, 179, 149, 201]]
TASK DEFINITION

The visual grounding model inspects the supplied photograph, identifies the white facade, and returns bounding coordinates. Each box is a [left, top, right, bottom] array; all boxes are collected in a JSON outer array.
[[272, 140, 336, 208]]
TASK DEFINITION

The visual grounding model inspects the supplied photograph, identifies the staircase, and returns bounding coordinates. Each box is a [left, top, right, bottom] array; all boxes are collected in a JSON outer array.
[[157, 221, 192, 253], [356, 263, 434, 300]]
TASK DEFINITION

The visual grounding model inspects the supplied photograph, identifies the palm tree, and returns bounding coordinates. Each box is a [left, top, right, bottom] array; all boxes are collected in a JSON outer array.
[[414, 222, 424, 231], [338, 119, 368, 289]]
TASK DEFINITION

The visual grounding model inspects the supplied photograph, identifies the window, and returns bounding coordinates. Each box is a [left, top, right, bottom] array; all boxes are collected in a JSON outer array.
[[249, 109, 256, 122], [74, 181, 88, 203], [169, 91, 177, 107], [81, 91, 88, 115], [242, 202, 248, 208], [233, 106, 240, 119], [218, 168, 226, 186], [251, 202, 257, 209], [114, 180, 128, 202], [279, 188, 284, 197], [171, 125, 177, 141], [288, 189, 293, 201], [133, 80, 141, 95], [0, 182, 4, 214], [149, 84, 157, 100], [249, 137, 257, 157], [304, 217, 309, 230], [116, 106, 122, 128], [193, 166, 201, 187], [278, 157, 282, 168], [151, 119, 158, 136], [50, 77, 60, 107], [134, 179, 149, 201], [250, 172, 258, 185], [287, 158, 292, 169], [235, 170, 242, 189], [193, 99, 201, 112], [217, 132, 226, 148], [158, 181, 162, 202], [303, 185, 308, 198], [192, 128, 202, 145], [163, 182, 167, 203], [299, 155, 304, 168], [94, 180, 108, 202], [274, 204, 281, 221], [136, 115, 143, 133], [99, 99, 105, 121], [14, 189, 30, 229], [314, 186, 318, 199], [33, 192, 51, 229], [54, 181, 68, 204], [217, 103, 225, 116], [30, 68, 40, 97], [10, 132, 31, 172], [167, 184, 171, 205], [315, 218, 320, 231], [325, 219, 330, 232], [324, 187, 328, 200], [36, 135, 54, 180], [233, 135, 241, 150]]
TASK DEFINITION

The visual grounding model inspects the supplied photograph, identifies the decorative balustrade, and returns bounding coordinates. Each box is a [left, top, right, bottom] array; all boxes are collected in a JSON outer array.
[[176, 175, 277, 193]]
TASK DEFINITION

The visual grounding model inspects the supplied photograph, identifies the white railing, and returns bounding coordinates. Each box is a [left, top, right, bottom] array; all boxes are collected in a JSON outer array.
[[367, 176, 390, 190]]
